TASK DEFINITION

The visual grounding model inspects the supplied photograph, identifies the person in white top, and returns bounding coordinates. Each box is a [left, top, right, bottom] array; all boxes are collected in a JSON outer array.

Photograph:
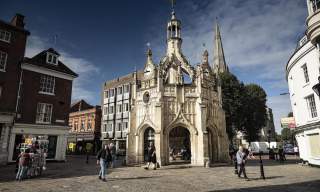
[[294, 146, 299, 160]]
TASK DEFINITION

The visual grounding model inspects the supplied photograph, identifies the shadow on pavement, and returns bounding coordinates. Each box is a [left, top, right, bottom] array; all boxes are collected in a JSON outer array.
[[0, 155, 122, 182], [109, 176, 162, 181], [209, 180, 320, 192]]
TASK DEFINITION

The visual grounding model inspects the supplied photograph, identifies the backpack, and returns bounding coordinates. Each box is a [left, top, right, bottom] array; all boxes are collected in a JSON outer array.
[[20, 153, 30, 166], [107, 153, 112, 162]]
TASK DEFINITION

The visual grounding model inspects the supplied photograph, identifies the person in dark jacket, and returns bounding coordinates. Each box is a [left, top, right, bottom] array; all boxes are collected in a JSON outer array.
[[97, 144, 112, 181], [144, 142, 157, 170]]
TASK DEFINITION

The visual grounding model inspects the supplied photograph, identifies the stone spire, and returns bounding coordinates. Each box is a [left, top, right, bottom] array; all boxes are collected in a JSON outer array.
[[145, 48, 154, 67], [213, 21, 228, 73], [143, 48, 156, 78]]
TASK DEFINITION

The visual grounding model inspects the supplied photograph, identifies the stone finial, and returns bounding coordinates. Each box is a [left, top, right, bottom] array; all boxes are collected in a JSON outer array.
[[202, 50, 209, 63]]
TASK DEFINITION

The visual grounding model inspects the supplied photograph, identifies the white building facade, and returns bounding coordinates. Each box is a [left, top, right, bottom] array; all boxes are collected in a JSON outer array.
[[286, 0, 320, 166]]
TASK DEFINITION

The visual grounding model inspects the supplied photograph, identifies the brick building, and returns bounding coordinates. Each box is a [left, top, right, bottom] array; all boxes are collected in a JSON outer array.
[[7, 48, 78, 162], [68, 100, 101, 154], [0, 14, 30, 164]]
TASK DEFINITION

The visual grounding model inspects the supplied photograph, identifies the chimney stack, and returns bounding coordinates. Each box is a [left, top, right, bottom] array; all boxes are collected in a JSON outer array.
[[10, 13, 25, 28]]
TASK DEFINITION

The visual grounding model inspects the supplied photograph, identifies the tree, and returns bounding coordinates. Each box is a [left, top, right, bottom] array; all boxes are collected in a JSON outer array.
[[281, 128, 293, 142], [242, 84, 267, 143], [287, 112, 293, 117], [219, 72, 246, 141]]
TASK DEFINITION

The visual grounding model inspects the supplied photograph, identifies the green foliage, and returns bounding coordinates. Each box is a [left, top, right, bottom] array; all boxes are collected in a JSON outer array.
[[281, 128, 293, 142], [219, 72, 245, 141], [287, 112, 293, 117], [242, 84, 267, 143], [219, 73, 267, 143], [275, 132, 282, 142]]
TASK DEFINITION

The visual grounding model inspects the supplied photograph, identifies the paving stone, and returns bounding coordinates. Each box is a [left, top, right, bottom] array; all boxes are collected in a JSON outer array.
[[0, 155, 319, 192]]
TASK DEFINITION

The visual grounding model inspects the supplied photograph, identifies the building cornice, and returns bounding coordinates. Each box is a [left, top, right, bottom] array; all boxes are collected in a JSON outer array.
[[285, 43, 316, 80], [13, 123, 70, 130], [294, 121, 320, 133], [21, 63, 77, 80]]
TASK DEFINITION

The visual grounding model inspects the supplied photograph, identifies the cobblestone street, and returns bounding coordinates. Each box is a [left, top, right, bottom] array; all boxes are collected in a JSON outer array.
[[0, 156, 319, 192]]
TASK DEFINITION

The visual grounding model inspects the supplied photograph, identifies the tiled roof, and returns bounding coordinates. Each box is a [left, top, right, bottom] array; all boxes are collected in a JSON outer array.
[[23, 48, 78, 77]]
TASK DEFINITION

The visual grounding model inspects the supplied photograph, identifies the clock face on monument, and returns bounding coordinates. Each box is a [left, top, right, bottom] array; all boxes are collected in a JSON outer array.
[[144, 67, 151, 76]]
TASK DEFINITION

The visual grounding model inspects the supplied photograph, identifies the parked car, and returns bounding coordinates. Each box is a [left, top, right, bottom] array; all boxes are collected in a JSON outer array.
[[284, 144, 294, 154]]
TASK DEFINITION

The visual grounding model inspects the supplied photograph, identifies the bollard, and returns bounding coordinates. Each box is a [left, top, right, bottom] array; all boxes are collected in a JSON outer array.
[[86, 153, 89, 164], [259, 151, 265, 180]]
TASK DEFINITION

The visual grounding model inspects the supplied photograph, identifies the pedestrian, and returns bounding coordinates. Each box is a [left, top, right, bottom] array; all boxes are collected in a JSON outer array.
[[144, 142, 157, 170], [229, 144, 235, 163], [278, 147, 284, 163], [97, 144, 112, 182], [109, 142, 116, 168], [274, 147, 279, 161], [236, 145, 249, 180], [294, 145, 299, 160], [16, 148, 31, 181]]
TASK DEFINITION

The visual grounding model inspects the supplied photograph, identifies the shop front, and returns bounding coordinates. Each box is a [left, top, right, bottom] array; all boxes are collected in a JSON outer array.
[[67, 133, 98, 155], [8, 123, 68, 162]]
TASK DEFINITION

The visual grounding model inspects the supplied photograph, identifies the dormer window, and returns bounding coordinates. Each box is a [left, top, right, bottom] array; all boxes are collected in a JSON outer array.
[[46, 52, 58, 65], [0, 30, 11, 43]]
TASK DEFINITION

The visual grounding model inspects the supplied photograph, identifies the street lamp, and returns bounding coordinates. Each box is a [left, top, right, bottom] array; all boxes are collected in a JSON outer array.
[[312, 76, 320, 96]]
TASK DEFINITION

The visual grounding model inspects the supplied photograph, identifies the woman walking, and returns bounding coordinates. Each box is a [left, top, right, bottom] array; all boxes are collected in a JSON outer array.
[[97, 144, 112, 182]]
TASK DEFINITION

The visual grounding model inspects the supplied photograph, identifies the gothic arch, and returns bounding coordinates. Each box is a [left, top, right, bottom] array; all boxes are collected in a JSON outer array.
[[206, 124, 220, 162], [135, 122, 157, 136]]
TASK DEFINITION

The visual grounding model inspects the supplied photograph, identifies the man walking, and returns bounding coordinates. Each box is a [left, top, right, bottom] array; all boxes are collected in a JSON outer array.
[[236, 145, 249, 180], [97, 144, 112, 182]]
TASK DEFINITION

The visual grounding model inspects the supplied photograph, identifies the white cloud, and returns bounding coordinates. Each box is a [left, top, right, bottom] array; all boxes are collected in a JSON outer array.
[[148, 0, 305, 134], [25, 35, 99, 104]]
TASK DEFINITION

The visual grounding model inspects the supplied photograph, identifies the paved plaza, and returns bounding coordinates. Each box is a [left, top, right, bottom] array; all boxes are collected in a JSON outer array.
[[0, 156, 319, 192]]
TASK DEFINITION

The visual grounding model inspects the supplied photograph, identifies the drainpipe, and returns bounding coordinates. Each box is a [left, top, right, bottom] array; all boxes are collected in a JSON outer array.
[[6, 66, 23, 162]]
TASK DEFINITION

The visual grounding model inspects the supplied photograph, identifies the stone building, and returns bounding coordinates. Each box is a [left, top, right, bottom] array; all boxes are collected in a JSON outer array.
[[102, 73, 138, 154], [68, 100, 101, 154], [102, 10, 229, 166], [0, 14, 29, 164]]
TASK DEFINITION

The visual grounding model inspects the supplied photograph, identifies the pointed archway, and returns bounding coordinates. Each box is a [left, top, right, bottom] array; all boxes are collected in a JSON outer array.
[[207, 127, 219, 162], [143, 127, 155, 162], [168, 126, 191, 164]]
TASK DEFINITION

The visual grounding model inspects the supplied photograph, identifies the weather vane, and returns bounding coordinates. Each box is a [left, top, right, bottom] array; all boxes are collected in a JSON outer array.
[[170, 0, 176, 12], [53, 34, 58, 47]]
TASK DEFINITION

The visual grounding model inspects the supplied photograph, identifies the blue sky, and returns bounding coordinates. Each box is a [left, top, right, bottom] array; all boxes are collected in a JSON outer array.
[[1, 0, 307, 133]]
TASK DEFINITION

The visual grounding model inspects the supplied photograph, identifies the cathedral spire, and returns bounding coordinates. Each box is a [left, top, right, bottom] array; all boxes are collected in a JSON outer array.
[[213, 20, 228, 73]]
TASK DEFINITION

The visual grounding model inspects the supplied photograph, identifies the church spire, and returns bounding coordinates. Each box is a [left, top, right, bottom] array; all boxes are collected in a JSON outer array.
[[213, 20, 228, 73]]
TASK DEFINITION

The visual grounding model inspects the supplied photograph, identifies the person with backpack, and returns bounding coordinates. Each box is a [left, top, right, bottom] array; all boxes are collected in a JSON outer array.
[[16, 148, 31, 181], [97, 144, 112, 182]]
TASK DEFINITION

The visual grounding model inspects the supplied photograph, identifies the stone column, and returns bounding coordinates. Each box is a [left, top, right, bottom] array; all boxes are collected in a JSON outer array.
[[7, 131, 16, 162]]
